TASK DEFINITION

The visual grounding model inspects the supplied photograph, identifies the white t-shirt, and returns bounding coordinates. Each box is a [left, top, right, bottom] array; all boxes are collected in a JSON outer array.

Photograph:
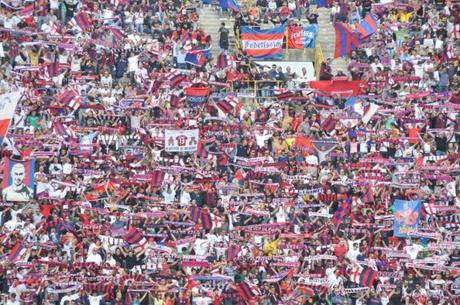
[[50, 0, 59, 9], [86, 253, 103, 264], [88, 295, 103, 305], [128, 55, 139, 72], [404, 244, 423, 260], [71, 57, 82, 72], [60, 293, 80, 305], [193, 238, 210, 256]]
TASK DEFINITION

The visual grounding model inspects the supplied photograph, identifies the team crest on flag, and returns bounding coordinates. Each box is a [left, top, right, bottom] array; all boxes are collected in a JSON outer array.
[[2, 158, 35, 202], [287, 24, 318, 49]]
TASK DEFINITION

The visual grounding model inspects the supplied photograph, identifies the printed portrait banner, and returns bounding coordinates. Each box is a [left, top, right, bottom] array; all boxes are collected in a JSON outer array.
[[287, 25, 318, 49], [165, 129, 199, 152], [240, 25, 285, 59], [2, 158, 35, 202], [393, 199, 421, 238], [0, 90, 22, 145]]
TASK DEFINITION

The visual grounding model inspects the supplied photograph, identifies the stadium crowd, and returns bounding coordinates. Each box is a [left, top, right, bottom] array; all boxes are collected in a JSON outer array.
[[0, 0, 459, 304]]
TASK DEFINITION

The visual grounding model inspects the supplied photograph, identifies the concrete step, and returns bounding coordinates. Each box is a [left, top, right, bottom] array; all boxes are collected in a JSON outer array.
[[315, 6, 350, 78]]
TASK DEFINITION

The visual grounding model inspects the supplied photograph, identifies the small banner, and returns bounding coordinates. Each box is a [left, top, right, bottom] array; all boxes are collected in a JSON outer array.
[[185, 87, 210, 107], [287, 24, 318, 48], [2, 158, 35, 202], [165, 129, 200, 152]]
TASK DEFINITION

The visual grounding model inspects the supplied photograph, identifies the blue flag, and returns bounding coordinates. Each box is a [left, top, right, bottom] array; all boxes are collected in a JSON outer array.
[[393, 199, 421, 238]]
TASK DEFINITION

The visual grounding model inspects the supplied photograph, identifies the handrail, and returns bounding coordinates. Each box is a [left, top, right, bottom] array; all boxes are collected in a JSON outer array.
[[230, 79, 286, 101]]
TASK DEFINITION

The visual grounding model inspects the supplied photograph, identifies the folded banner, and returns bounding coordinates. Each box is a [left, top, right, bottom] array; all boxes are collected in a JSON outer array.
[[309, 80, 364, 97], [393, 199, 421, 238], [287, 24, 318, 48], [240, 26, 285, 59], [0, 90, 22, 145], [165, 129, 199, 152], [2, 158, 35, 202]]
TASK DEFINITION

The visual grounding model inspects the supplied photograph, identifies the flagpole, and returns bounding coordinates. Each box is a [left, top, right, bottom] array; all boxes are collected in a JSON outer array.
[[285, 26, 289, 60]]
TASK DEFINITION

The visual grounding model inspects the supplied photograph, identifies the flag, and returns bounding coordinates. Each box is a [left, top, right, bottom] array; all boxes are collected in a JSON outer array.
[[108, 27, 124, 40], [46, 62, 60, 78], [47, 23, 60, 36], [226, 244, 240, 261], [52, 121, 75, 138], [216, 95, 240, 116], [287, 24, 318, 48], [0, 91, 21, 145], [190, 206, 202, 223], [185, 50, 208, 66], [359, 267, 378, 287], [393, 199, 421, 238], [69, 12, 92, 32], [236, 283, 260, 303], [151, 170, 165, 187], [56, 89, 77, 105], [321, 114, 336, 133], [361, 103, 379, 124], [227, 0, 241, 12], [332, 199, 351, 227], [201, 209, 212, 231], [8, 243, 27, 263], [240, 25, 285, 59], [202, 192, 218, 207], [361, 186, 374, 203], [185, 87, 210, 107], [17, 5, 34, 17], [333, 22, 360, 58], [211, 213, 223, 230], [216, 53, 237, 69], [67, 95, 81, 111], [356, 13, 378, 39], [123, 228, 144, 244], [167, 70, 187, 87]]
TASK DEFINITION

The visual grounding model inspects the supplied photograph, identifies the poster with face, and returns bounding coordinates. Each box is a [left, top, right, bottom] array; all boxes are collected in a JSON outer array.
[[2, 158, 35, 202]]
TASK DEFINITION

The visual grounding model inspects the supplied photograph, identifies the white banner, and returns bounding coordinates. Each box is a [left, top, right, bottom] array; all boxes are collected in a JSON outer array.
[[164, 129, 199, 152]]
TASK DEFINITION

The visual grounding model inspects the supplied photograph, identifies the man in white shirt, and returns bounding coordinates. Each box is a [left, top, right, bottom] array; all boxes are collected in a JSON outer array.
[[60, 291, 80, 305], [86, 247, 103, 264], [88, 293, 106, 305], [5, 293, 20, 305]]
